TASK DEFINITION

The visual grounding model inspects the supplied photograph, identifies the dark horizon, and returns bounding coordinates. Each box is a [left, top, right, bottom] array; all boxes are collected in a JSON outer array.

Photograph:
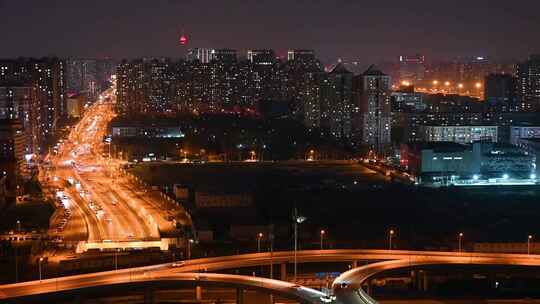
[[1, 0, 540, 64]]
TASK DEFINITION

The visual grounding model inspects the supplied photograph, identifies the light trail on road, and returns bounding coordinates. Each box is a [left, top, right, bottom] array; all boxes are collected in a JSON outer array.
[[42, 84, 191, 250]]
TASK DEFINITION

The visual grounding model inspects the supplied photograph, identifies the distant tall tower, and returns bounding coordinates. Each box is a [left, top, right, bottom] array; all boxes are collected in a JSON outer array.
[[179, 31, 188, 46]]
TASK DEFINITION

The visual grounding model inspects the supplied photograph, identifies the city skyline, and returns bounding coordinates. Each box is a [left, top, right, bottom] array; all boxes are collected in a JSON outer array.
[[1, 1, 540, 63], [3, 2, 540, 303]]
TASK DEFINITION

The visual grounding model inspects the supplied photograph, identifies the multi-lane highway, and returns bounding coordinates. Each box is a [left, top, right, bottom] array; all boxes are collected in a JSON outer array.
[[3, 249, 540, 303], [42, 85, 190, 250]]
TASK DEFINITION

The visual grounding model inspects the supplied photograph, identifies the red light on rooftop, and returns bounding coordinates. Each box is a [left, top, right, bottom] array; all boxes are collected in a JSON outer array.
[[179, 34, 188, 46]]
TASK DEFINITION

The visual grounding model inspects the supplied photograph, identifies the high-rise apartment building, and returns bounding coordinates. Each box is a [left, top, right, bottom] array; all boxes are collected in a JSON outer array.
[[187, 48, 213, 64], [282, 50, 323, 129], [67, 58, 116, 101], [327, 63, 353, 138], [353, 65, 392, 154], [287, 50, 315, 62], [484, 74, 517, 111], [0, 86, 39, 155], [516, 55, 540, 111], [0, 58, 66, 153], [212, 49, 238, 64], [0, 120, 27, 195], [247, 49, 276, 64], [398, 54, 425, 83]]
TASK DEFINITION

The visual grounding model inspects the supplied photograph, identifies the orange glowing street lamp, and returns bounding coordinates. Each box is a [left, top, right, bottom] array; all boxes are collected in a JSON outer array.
[[38, 257, 44, 282], [475, 82, 482, 89], [307, 149, 315, 161], [444, 81, 451, 86], [458, 232, 464, 252], [250, 150, 257, 161], [388, 229, 395, 250], [320, 229, 326, 249], [528, 235, 533, 255], [432, 80, 439, 86], [458, 83, 464, 89], [257, 232, 264, 252]]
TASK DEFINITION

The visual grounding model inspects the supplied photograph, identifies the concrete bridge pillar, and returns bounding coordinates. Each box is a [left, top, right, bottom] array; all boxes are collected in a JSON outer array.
[[352, 260, 358, 268], [196, 286, 203, 301], [280, 263, 287, 281], [236, 287, 244, 304], [144, 287, 155, 304], [420, 270, 429, 292], [410, 270, 417, 289]]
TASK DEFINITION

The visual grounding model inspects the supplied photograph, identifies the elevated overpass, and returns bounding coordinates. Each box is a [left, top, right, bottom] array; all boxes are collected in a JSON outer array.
[[333, 253, 540, 304], [3, 249, 540, 303], [0, 271, 328, 304]]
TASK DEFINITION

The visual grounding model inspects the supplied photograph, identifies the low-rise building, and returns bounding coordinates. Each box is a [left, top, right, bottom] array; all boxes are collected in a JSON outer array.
[[195, 192, 253, 209], [401, 141, 535, 184], [516, 138, 540, 177], [110, 118, 185, 138], [400, 142, 473, 178], [510, 125, 540, 145]]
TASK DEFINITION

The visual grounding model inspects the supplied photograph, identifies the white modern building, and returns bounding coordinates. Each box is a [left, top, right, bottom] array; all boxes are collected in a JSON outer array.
[[402, 141, 535, 185], [421, 125, 499, 144]]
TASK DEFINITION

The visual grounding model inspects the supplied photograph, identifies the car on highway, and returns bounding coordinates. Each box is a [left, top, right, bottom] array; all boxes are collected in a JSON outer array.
[[171, 261, 185, 268], [320, 295, 336, 303]]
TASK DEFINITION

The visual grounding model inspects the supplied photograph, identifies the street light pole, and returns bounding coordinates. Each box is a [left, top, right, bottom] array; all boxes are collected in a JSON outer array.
[[528, 235, 533, 255], [270, 228, 274, 280], [388, 229, 395, 250], [458, 233, 464, 253], [269, 226, 274, 304], [115, 248, 119, 271], [257, 233, 263, 253], [15, 220, 20, 283], [38, 257, 43, 282], [294, 217, 298, 282], [320, 230, 325, 250], [292, 208, 306, 282], [188, 239, 194, 260]]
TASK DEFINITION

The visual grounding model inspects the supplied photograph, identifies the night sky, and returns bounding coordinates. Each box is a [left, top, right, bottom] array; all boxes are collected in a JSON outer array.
[[2, 0, 540, 63]]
